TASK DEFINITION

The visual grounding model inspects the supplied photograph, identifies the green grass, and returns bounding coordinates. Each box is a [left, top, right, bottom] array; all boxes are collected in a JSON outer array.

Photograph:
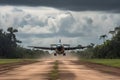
[[49, 60, 59, 80], [0, 59, 36, 64], [80, 59, 120, 68]]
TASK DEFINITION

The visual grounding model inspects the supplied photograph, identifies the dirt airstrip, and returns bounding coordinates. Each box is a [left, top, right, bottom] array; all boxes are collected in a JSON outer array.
[[0, 55, 120, 80]]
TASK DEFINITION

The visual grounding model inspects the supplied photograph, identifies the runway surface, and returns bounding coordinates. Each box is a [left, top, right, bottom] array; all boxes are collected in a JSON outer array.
[[0, 60, 53, 80], [58, 60, 120, 80], [0, 55, 120, 80]]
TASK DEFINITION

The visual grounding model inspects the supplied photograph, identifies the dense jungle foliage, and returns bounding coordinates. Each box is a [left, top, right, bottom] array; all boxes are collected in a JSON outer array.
[[0, 27, 49, 58], [77, 26, 120, 59]]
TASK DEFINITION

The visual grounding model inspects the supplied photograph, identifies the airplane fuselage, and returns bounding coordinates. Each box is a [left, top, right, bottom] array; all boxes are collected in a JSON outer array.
[[54, 44, 65, 56]]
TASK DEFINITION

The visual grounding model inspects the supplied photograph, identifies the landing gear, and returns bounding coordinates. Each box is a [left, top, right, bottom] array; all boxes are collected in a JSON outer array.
[[54, 53, 57, 56], [63, 53, 66, 56]]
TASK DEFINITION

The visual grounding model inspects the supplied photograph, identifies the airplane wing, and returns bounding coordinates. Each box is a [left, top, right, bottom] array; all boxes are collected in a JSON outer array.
[[50, 44, 57, 46], [64, 46, 86, 50], [63, 44, 70, 46], [28, 46, 56, 50]]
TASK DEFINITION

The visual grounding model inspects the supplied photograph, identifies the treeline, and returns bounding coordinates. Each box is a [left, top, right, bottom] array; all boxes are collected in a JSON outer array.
[[0, 27, 49, 58], [77, 26, 120, 59]]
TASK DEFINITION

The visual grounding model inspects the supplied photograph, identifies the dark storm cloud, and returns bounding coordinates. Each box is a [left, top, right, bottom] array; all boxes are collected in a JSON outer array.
[[0, 0, 120, 12]]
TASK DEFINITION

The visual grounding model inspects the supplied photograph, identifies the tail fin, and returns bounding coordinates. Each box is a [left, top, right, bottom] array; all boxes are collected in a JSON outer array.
[[59, 39, 61, 43]]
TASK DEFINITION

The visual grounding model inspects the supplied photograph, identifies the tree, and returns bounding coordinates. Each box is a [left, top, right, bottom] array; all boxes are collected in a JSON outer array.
[[7, 27, 18, 43], [109, 31, 115, 37], [87, 43, 95, 48], [114, 26, 120, 34], [0, 27, 49, 58], [76, 26, 120, 59], [100, 34, 107, 43]]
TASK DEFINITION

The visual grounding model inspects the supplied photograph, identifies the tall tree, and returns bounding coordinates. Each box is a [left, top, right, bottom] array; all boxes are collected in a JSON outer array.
[[7, 27, 18, 42], [7, 27, 21, 47], [114, 26, 120, 34], [109, 31, 115, 37], [100, 34, 107, 43]]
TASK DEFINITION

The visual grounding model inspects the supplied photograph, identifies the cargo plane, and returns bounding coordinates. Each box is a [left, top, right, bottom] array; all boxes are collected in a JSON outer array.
[[28, 39, 86, 56]]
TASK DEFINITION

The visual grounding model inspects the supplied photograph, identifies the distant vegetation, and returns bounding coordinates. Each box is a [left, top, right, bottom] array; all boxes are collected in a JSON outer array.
[[77, 26, 120, 59], [1, 25, 120, 59], [0, 27, 49, 58], [80, 59, 120, 68]]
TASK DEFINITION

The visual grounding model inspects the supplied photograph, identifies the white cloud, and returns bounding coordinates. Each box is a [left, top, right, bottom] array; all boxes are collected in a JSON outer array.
[[0, 6, 120, 47], [18, 25, 52, 34]]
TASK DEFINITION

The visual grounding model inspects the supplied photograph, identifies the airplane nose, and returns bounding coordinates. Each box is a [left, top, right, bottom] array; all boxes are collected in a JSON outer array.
[[57, 46, 62, 51]]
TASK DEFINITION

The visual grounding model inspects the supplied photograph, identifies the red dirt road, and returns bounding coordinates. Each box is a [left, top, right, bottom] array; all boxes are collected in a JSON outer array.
[[59, 60, 120, 80], [0, 60, 53, 80], [0, 56, 120, 80]]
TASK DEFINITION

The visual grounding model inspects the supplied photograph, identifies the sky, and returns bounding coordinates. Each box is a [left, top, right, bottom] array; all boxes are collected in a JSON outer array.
[[0, 0, 120, 48]]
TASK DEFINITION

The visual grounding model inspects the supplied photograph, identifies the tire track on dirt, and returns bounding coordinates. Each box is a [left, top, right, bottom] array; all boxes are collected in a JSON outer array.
[[59, 60, 120, 80], [0, 60, 54, 80]]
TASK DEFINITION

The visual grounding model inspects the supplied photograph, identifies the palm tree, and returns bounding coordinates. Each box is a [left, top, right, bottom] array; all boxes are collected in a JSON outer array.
[[109, 30, 115, 37], [7, 27, 18, 42], [87, 43, 95, 48], [100, 34, 107, 43], [7, 27, 21, 47], [7, 27, 18, 34], [0, 29, 3, 33], [90, 43, 95, 47], [114, 26, 120, 34]]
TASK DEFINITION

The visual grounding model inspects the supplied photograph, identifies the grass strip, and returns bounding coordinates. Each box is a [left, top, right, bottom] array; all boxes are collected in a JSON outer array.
[[0, 59, 37, 64], [49, 60, 59, 80], [80, 59, 120, 68]]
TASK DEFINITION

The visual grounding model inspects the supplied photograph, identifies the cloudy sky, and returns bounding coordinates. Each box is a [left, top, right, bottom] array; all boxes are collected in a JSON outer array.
[[0, 0, 120, 47]]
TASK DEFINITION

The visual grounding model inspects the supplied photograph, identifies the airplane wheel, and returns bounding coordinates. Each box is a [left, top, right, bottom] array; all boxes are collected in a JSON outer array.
[[54, 53, 57, 56], [63, 53, 66, 56]]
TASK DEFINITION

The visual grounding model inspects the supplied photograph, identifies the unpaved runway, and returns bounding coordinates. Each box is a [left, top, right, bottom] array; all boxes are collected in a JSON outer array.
[[0, 60, 53, 80], [59, 60, 120, 80], [0, 56, 120, 80]]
